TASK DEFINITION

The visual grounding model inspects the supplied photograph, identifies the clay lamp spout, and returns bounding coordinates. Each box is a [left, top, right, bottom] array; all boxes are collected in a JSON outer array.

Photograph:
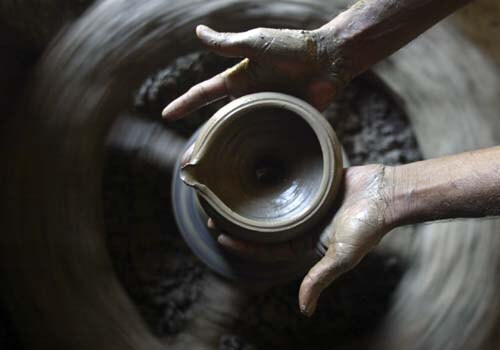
[[180, 160, 206, 189], [179, 150, 228, 212], [179, 142, 236, 215]]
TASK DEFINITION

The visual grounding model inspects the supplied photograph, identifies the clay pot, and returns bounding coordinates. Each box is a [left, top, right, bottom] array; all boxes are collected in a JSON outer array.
[[181, 92, 343, 243]]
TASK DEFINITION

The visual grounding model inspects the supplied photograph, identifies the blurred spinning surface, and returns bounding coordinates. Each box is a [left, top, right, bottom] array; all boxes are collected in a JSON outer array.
[[1, 0, 500, 349]]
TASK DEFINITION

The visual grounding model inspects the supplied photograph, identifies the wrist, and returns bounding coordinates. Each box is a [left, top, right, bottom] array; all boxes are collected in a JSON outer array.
[[386, 148, 500, 224], [311, 25, 353, 89], [379, 164, 418, 229], [384, 162, 438, 228], [313, 3, 372, 82]]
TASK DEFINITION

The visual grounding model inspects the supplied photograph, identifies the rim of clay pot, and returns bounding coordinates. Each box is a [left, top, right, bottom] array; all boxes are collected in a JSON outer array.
[[182, 92, 343, 235]]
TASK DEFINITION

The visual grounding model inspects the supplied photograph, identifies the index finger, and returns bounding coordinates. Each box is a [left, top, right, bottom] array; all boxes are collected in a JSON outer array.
[[161, 73, 228, 121]]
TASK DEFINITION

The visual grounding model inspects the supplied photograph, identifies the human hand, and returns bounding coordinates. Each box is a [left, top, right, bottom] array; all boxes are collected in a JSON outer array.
[[209, 164, 398, 317], [162, 25, 348, 120], [161, 0, 475, 122]]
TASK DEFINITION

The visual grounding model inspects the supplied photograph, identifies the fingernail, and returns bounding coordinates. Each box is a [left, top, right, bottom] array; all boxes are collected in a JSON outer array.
[[300, 304, 310, 317], [196, 24, 208, 32], [217, 234, 227, 245], [300, 302, 316, 317], [161, 106, 171, 118], [196, 24, 211, 36], [207, 218, 215, 229], [196, 25, 219, 41], [162, 107, 180, 121]]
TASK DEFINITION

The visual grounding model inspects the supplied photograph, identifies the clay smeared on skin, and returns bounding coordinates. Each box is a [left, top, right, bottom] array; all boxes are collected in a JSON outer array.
[[164, 0, 474, 122], [163, 26, 341, 116], [216, 28, 331, 85], [300, 164, 394, 316], [317, 0, 473, 78], [318, 165, 391, 254]]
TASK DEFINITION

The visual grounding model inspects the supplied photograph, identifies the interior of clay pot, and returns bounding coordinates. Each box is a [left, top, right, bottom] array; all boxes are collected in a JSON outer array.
[[199, 106, 323, 224]]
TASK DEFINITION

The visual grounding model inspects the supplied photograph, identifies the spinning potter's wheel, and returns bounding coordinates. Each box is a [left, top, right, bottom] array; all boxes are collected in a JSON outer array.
[[1, 0, 500, 349]]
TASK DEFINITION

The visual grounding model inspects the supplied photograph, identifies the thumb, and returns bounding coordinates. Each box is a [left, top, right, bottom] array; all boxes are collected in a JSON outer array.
[[298, 243, 356, 317], [196, 25, 256, 58]]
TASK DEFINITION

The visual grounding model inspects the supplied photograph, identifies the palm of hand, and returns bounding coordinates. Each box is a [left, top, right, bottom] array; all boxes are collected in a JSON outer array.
[[319, 165, 390, 261], [213, 164, 394, 316]]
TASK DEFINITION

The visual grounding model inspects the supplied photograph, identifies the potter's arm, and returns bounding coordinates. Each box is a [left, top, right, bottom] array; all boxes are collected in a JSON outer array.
[[162, 0, 472, 120], [389, 146, 500, 226], [215, 146, 500, 317], [317, 0, 472, 81]]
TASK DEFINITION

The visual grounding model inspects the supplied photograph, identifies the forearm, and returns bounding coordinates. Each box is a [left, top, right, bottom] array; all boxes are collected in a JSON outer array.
[[387, 146, 500, 226], [316, 0, 472, 80]]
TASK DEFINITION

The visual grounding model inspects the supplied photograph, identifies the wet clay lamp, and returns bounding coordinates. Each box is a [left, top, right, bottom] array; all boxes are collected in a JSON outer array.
[[172, 92, 343, 282]]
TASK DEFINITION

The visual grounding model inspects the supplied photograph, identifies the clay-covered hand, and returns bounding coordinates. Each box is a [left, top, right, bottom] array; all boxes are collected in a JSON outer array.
[[213, 164, 397, 317], [162, 0, 474, 121], [162, 25, 345, 120]]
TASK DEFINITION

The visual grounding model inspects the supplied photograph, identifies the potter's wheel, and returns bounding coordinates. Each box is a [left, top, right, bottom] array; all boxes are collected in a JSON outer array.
[[1, 0, 500, 349]]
